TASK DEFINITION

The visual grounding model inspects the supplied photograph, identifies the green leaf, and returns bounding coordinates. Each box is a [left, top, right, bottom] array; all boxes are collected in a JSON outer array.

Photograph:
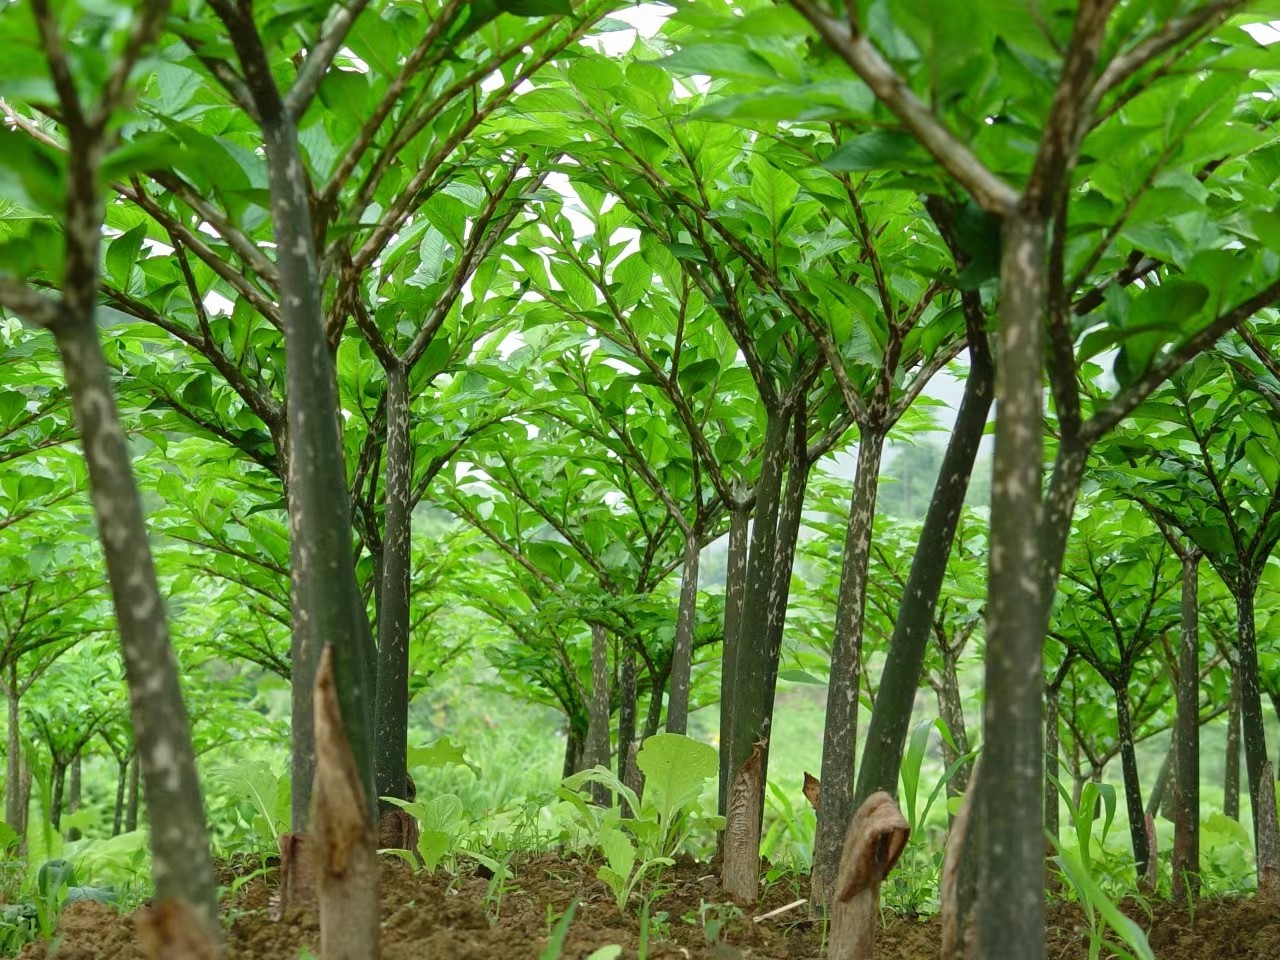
[[598, 824, 636, 879], [747, 154, 799, 234], [658, 45, 779, 83], [824, 131, 931, 172], [900, 718, 932, 831], [105, 224, 146, 291], [634, 734, 717, 841], [777, 669, 826, 685], [408, 736, 480, 777], [417, 829, 451, 871], [676, 357, 719, 396]]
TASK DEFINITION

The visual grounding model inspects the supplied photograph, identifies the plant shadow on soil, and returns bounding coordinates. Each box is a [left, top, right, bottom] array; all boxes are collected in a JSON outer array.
[[18, 855, 1280, 960]]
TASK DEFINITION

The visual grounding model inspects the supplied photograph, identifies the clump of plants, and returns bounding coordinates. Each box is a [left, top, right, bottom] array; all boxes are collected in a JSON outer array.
[[558, 733, 722, 908]]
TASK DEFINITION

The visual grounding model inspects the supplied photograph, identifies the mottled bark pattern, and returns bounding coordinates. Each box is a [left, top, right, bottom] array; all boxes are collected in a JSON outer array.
[[216, 3, 377, 827], [1172, 549, 1201, 899], [718, 497, 750, 816], [976, 213, 1046, 960], [1234, 588, 1280, 857], [618, 653, 637, 790], [722, 414, 787, 817], [935, 654, 971, 796], [760, 423, 813, 750], [1045, 685, 1061, 842], [1226, 654, 1241, 820], [374, 364, 412, 812], [666, 534, 700, 735], [1258, 764, 1280, 902], [941, 758, 981, 960], [855, 335, 993, 804], [813, 429, 885, 905], [1115, 690, 1149, 881], [586, 623, 611, 805], [55, 316, 219, 934], [1040, 444, 1088, 606], [643, 673, 666, 741]]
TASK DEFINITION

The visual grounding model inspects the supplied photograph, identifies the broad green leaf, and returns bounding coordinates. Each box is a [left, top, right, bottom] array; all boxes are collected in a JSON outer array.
[[634, 733, 717, 832]]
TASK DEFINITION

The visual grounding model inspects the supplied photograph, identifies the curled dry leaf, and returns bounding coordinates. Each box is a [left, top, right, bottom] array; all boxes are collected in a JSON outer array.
[[836, 792, 910, 902], [829, 792, 910, 960], [313, 645, 380, 960], [803, 771, 821, 813], [721, 737, 767, 903]]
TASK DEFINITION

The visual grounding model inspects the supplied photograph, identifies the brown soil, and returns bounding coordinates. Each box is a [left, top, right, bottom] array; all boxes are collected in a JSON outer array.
[[19, 856, 1280, 959]]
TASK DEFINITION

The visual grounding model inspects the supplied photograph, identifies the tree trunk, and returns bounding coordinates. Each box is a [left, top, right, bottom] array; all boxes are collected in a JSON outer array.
[[50, 762, 66, 832], [67, 754, 82, 842], [723, 412, 787, 805], [813, 428, 886, 905], [1046, 682, 1061, 842], [1115, 685, 1149, 883], [759, 417, 814, 757], [936, 654, 972, 796], [5, 685, 21, 830], [666, 533, 700, 735], [1225, 653, 1241, 821], [942, 758, 982, 960], [618, 652, 637, 786], [374, 364, 412, 813], [221, 13, 377, 828], [1257, 763, 1280, 901], [644, 671, 666, 741], [1146, 745, 1174, 822], [1271, 691, 1280, 775], [16, 764, 30, 849], [126, 750, 140, 832], [313, 646, 380, 960], [976, 213, 1046, 960], [718, 496, 750, 816], [113, 758, 128, 837], [586, 623, 611, 804], [1235, 586, 1280, 891], [1040, 437, 1090, 607], [562, 727, 583, 780], [53, 309, 219, 931], [0, 0, 218, 935], [854, 333, 992, 804], [1171, 690, 1199, 892]]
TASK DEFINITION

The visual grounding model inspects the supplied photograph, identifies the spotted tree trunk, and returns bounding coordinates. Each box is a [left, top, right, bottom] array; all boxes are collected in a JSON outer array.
[[854, 330, 993, 805], [1115, 684, 1149, 883], [813, 428, 886, 905], [1225, 655, 1241, 820], [666, 533, 701, 735], [975, 213, 1046, 960], [718, 496, 750, 816], [721, 413, 787, 806], [1234, 586, 1280, 893], [374, 364, 412, 813], [586, 623, 611, 805], [218, 2, 377, 827]]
